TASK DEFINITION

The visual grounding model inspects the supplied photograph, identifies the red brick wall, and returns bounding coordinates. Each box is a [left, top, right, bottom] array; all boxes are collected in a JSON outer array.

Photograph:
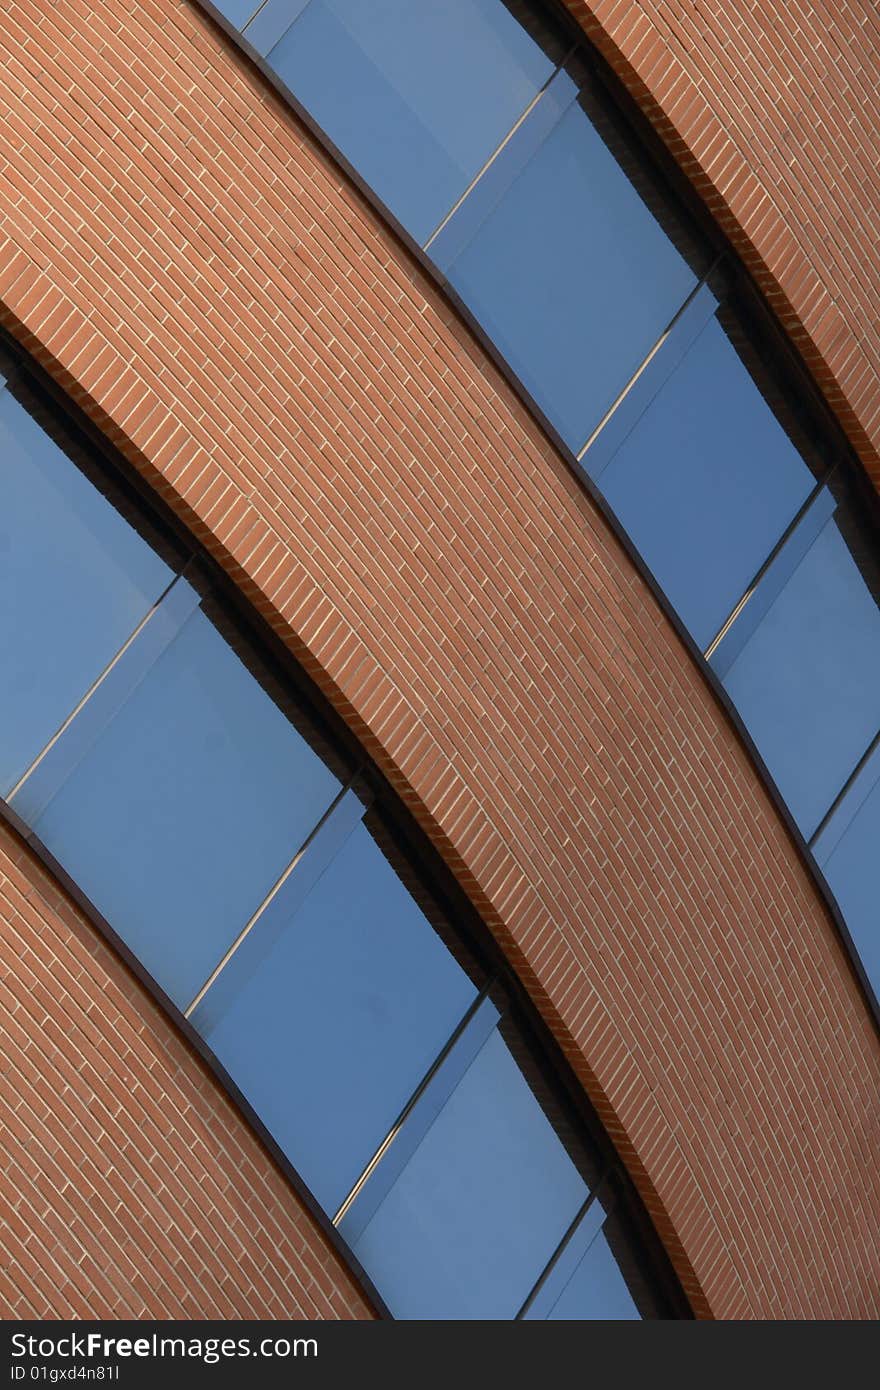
[[0, 822, 374, 1318], [0, 0, 878, 1319], [564, 1, 880, 489]]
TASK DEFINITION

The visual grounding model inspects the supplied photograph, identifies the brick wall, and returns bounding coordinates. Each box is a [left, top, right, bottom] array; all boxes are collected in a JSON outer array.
[[0, 822, 374, 1318], [564, 1, 880, 489], [0, 0, 878, 1318]]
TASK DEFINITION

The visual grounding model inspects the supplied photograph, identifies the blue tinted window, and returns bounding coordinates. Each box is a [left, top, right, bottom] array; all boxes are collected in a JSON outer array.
[[0, 389, 172, 795], [30, 605, 341, 1009], [195, 819, 477, 1214], [547, 1223, 640, 1320], [520, 1191, 648, 1318], [723, 510, 880, 835], [267, 0, 560, 242], [447, 98, 698, 451], [243, 0, 311, 53], [821, 773, 880, 994], [351, 1027, 588, 1319], [211, 0, 261, 27], [598, 314, 817, 647]]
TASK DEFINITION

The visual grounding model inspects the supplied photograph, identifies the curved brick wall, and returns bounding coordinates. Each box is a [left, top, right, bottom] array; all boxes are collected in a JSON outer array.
[[0, 823, 374, 1318], [0, 0, 878, 1319], [564, 0, 880, 489]]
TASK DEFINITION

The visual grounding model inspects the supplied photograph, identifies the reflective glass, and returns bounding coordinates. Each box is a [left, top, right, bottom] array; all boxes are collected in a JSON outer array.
[[267, 0, 561, 242], [723, 509, 880, 835], [351, 1026, 588, 1319], [546, 1221, 640, 1319], [598, 313, 818, 647], [447, 97, 698, 451], [30, 605, 341, 1009], [195, 818, 478, 1215], [0, 388, 172, 795], [821, 774, 880, 994], [211, 0, 261, 27], [243, 0, 311, 54]]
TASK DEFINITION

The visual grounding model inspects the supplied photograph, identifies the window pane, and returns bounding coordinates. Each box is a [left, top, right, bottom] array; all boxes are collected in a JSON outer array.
[[447, 97, 698, 451], [546, 1221, 640, 1320], [351, 1026, 589, 1319], [0, 389, 172, 794], [210, 0, 261, 27], [267, 0, 562, 242], [194, 818, 478, 1214], [243, 0, 311, 53], [30, 605, 341, 1009], [598, 313, 818, 648], [723, 507, 880, 835], [821, 775, 880, 995]]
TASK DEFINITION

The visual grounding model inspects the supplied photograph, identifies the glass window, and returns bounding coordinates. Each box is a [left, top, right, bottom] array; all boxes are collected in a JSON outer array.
[[722, 503, 880, 835], [819, 765, 880, 996], [545, 1218, 641, 1319], [446, 95, 699, 451], [521, 1191, 651, 1319], [0, 388, 172, 795], [265, 0, 563, 243], [28, 604, 342, 1009], [210, 0, 261, 27], [350, 1025, 589, 1319], [597, 312, 819, 648], [243, 0, 311, 54], [193, 816, 479, 1215]]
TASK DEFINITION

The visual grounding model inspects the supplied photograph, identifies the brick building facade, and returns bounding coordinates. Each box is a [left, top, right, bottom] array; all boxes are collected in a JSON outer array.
[[0, 0, 878, 1320]]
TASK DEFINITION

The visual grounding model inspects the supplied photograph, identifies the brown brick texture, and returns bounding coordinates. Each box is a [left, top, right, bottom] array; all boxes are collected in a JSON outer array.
[[0, 823, 374, 1318], [0, 0, 878, 1319], [564, 0, 880, 489]]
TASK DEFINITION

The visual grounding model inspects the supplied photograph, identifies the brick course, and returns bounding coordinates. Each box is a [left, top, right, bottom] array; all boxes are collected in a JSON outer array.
[[0, 0, 878, 1318]]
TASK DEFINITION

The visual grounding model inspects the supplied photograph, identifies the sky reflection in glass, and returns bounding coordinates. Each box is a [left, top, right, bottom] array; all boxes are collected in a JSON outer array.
[[599, 315, 817, 647], [31, 607, 341, 1008], [196, 820, 478, 1215], [723, 513, 880, 835], [546, 1223, 640, 1319], [0, 389, 171, 795], [352, 1027, 588, 1319], [213, 0, 260, 28], [447, 99, 697, 451], [268, 0, 558, 242]]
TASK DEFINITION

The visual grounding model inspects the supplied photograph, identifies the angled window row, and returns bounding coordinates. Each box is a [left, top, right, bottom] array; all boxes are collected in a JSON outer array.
[[0, 360, 674, 1319], [206, 0, 880, 1011], [221, 0, 705, 451]]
